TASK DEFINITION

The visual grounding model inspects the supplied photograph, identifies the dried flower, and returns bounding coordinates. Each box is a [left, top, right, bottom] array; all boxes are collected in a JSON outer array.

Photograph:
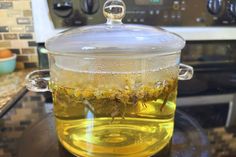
[[50, 77, 178, 121]]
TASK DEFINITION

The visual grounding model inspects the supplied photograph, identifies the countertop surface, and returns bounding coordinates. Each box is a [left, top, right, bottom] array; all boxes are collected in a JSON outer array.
[[0, 69, 34, 117], [0, 92, 236, 157]]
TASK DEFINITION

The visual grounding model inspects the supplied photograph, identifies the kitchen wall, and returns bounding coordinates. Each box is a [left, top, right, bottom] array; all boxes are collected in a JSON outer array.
[[0, 0, 37, 70]]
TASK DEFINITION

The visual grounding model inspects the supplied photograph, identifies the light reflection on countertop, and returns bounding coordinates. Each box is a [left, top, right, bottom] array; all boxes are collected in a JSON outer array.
[[0, 69, 35, 115]]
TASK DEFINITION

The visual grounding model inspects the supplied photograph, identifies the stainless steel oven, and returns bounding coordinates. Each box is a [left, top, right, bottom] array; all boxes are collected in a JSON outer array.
[[32, 0, 236, 128], [32, 0, 236, 42]]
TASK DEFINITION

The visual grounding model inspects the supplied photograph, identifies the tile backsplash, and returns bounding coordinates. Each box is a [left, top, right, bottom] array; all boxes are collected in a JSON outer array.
[[0, 0, 37, 70]]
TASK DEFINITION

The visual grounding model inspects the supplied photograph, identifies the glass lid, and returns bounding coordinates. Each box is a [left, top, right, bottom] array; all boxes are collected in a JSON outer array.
[[45, 0, 185, 56]]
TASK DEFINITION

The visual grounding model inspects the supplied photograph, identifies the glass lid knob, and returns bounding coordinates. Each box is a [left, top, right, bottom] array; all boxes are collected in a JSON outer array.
[[103, 0, 126, 24]]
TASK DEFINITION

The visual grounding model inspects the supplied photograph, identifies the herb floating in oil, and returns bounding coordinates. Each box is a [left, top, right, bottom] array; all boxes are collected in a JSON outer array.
[[50, 77, 177, 121], [160, 78, 178, 112]]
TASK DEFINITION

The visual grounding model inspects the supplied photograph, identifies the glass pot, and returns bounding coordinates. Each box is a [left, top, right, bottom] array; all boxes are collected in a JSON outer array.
[[26, 0, 193, 156]]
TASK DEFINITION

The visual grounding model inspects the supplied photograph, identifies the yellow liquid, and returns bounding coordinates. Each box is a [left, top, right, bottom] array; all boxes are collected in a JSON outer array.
[[55, 100, 175, 157], [51, 66, 177, 157], [57, 117, 173, 157]]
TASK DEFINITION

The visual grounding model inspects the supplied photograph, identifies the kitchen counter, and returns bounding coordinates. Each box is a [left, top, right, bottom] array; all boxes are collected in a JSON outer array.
[[0, 69, 35, 117]]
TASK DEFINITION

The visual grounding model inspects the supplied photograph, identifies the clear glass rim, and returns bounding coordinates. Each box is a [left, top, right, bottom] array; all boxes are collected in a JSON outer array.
[[46, 50, 181, 58]]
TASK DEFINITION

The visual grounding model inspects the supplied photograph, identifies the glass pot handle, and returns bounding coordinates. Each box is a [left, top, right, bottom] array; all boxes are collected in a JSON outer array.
[[25, 69, 50, 92], [179, 63, 194, 80]]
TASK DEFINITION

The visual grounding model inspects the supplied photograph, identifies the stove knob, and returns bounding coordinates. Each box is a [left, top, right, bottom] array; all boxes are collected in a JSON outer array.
[[81, 0, 100, 14], [207, 0, 224, 15], [229, 0, 236, 17], [53, 0, 73, 18]]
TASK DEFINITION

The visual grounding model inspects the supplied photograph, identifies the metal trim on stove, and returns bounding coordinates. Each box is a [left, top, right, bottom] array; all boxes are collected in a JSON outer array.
[[165, 27, 236, 41], [227, 96, 236, 127]]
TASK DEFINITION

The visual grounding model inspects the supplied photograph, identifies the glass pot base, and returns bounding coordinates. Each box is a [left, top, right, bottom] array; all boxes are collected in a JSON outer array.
[[56, 113, 174, 157], [54, 95, 175, 157]]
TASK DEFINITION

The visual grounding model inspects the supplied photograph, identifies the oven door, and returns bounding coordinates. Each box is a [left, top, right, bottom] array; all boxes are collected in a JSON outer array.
[[178, 40, 236, 128]]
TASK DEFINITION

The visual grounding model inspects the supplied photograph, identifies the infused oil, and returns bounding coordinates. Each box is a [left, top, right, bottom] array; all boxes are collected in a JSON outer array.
[[50, 66, 178, 157]]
